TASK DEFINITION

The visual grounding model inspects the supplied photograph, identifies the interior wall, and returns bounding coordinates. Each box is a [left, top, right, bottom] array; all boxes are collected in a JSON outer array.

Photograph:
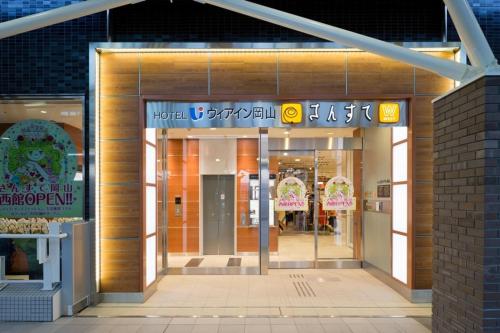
[[236, 139, 278, 253], [167, 139, 200, 254], [362, 127, 392, 274], [200, 139, 237, 175]]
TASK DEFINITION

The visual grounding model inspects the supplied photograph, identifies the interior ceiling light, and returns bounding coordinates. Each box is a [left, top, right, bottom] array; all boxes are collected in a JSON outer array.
[[24, 102, 47, 107], [40, 110, 47, 114], [295, 158, 301, 162], [209, 128, 216, 131]]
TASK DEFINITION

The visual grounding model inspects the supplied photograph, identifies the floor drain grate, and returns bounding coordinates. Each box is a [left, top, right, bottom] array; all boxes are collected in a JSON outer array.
[[289, 274, 316, 297], [289, 274, 305, 279], [293, 281, 316, 297]]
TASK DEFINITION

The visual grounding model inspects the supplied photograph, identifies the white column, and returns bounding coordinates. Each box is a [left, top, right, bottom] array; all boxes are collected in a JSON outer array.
[[444, 0, 497, 69], [196, 0, 475, 81], [41, 223, 61, 291]]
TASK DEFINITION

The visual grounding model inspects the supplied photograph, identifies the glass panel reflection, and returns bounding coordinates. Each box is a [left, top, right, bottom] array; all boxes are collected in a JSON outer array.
[[317, 150, 355, 259], [0, 98, 83, 280]]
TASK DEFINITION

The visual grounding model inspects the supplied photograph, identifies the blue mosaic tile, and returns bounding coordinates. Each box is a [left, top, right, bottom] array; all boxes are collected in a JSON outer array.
[[0, 283, 60, 322], [0, 0, 499, 96]]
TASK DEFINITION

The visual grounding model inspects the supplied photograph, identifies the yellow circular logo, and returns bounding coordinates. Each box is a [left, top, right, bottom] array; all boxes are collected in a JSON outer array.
[[281, 103, 302, 124]]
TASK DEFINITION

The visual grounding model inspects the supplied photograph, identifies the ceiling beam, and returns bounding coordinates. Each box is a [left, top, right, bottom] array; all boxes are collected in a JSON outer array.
[[195, 0, 478, 81], [444, 0, 497, 69]]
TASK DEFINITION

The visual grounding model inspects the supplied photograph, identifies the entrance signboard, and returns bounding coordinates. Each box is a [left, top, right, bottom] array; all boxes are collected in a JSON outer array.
[[146, 100, 407, 128]]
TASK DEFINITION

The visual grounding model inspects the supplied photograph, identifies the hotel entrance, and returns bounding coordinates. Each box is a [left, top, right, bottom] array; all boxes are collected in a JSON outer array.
[[91, 45, 452, 301], [147, 106, 399, 274]]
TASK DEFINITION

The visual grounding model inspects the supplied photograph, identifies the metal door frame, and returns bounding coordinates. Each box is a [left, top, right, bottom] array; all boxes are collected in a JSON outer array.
[[267, 138, 362, 269], [163, 129, 266, 275]]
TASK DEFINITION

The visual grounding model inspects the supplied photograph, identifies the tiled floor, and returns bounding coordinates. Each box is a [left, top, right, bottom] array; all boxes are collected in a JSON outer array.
[[0, 270, 431, 332], [168, 234, 353, 268], [80, 269, 431, 317], [0, 316, 431, 333], [277, 234, 353, 260]]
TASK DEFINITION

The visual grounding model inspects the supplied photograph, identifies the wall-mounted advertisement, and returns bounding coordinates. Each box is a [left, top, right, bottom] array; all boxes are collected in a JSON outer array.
[[0, 120, 82, 217], [323, 176, 356, 211], [275, 177, 308, 211]]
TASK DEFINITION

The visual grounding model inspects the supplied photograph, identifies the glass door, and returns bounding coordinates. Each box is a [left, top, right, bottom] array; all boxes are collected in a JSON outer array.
[[269, 150, 316, 266], [317, 150, 355, 259], [267, 127, 362, 268]]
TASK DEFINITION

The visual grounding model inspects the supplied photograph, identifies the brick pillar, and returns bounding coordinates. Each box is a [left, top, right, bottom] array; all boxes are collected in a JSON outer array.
[[433, 76, 500, 333]]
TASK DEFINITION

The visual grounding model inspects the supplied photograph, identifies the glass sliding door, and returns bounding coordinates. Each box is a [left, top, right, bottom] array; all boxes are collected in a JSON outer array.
[[267, 128, 362, 268], [269, 149, 315, 266], [316, 150, 355, 259]]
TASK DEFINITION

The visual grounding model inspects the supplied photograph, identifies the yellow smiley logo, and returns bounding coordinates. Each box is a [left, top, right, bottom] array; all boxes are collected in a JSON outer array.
[[281, 103, 303, 124]]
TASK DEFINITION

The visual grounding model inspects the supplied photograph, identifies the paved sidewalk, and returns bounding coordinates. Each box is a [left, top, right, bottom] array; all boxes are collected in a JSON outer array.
[[0, 316, 431, 333], [82, 270, 431, 318]]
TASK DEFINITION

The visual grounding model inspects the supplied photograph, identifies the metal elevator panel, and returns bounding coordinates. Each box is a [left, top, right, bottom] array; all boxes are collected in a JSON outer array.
[[203, 175, 235, 255], [203, 175, 219, 255]]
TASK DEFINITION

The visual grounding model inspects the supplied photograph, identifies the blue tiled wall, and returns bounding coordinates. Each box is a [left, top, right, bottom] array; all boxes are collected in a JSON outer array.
[[448, 0, 500, 61], [0, 1, 107, 95], [108, 0, 445, 43], [0, 0, 500, 95]]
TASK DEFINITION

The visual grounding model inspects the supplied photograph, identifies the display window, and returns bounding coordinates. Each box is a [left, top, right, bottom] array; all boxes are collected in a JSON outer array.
[[0, 98, 84, 281]]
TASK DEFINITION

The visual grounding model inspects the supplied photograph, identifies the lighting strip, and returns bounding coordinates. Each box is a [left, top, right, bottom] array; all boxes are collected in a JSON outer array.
[[95, 51, 101, 292], [99, 47, 459, 54]]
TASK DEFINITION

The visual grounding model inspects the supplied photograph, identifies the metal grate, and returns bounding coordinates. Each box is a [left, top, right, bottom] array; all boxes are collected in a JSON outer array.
[[293, 281, 316, 297], [289, 274, 304, 279], [289, 274, 316, 297]]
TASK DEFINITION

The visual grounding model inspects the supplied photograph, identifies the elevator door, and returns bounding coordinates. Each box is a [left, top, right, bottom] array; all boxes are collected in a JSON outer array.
[[203, 175, 235, 255]]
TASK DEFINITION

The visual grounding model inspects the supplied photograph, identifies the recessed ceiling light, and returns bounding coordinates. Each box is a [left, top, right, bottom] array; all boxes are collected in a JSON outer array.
[[40, 110, 47, 114], [327, 132, 334, 135], [24, 102, 47, 107], [187, 135, 193, 138], [210, 128, 216, 131], [283, 152, 288, 156], [215, 158, 221, 162], [295, 158, 301, 162], [284, 131, 290, 135], [243, 135, 248, 138]]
